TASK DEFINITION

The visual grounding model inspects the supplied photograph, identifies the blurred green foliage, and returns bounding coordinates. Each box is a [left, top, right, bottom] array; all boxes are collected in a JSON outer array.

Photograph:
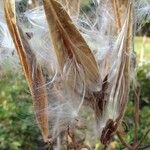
[[138, 64, 150, 105], [0, 73, 42, 150], [135, 37, 150, 63]]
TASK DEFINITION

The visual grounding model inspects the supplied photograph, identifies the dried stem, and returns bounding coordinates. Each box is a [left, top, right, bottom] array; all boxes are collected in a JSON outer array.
[[133, 84, 140, 145], [117, 81, 149, 149], [117, 132, 132, 150], [138, 127, 150, 148], [139, 144, 150, 150]]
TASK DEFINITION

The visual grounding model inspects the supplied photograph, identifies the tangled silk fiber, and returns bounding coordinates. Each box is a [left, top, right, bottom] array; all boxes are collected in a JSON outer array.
[[0, 0, 150, 148]]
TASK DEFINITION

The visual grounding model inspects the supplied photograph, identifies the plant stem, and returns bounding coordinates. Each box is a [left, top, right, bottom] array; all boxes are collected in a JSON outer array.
[[117, 132, 132, 150], [139, 144, 150, 150], [138, 127, 150, 148], [133, 84, 140, 145]]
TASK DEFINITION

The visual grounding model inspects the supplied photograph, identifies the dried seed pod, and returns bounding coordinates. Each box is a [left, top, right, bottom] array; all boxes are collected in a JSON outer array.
[[66, 0, 80, 17], [43, 0, 100, 89], [100, 2, 134, 145], [4, 0, 49, 142]]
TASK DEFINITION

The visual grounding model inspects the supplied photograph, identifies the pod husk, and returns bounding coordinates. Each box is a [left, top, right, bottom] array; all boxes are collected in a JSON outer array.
[[43, 0, 100, 88], [4, 0, 49, 142]]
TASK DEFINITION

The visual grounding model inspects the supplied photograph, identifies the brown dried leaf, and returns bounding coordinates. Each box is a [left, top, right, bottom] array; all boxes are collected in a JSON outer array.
[[4, 0, 49, 142], [43, 0, 100, 87]]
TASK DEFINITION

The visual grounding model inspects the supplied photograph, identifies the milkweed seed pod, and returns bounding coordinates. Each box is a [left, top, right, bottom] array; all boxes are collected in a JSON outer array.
[[43, 0, 100, 89], [98, 2, 134, 145], [1, 0, 150, 148], [4, 0, 49, 142]]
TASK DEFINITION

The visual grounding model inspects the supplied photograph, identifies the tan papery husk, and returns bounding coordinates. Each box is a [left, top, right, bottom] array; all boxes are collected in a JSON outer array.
[[4, 0, 49, 142]]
